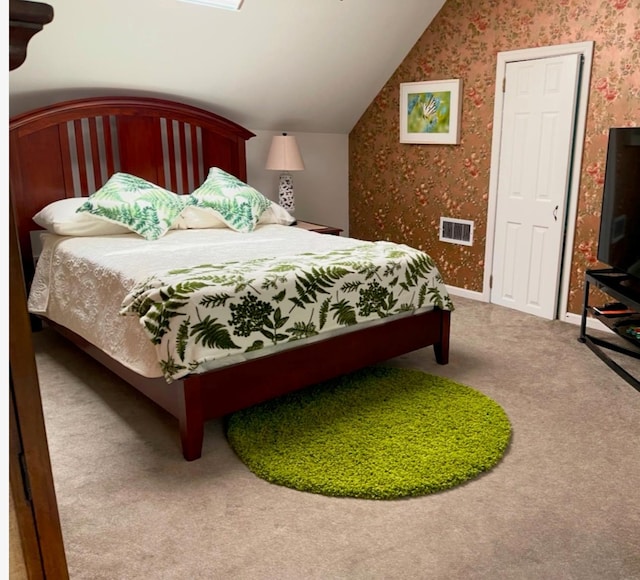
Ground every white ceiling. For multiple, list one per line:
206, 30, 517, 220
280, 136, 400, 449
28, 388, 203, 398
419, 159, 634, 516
9, 0, 445, 133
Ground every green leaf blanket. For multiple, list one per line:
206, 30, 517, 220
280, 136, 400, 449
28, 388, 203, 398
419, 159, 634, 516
120, 241, 454, 382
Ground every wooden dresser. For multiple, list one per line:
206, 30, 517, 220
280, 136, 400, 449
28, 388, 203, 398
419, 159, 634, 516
9, 1, 69, 577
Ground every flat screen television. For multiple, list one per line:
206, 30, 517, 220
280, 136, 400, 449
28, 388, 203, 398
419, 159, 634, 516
597, 127, 640, 283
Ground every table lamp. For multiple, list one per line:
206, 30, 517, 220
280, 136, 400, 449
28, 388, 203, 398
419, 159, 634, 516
265, 133, 305, 214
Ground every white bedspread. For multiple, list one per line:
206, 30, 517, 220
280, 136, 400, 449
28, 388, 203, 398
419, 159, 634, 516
29, 225, 452, 378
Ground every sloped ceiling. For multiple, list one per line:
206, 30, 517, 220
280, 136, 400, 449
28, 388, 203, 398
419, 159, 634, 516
9, 0, 445, 132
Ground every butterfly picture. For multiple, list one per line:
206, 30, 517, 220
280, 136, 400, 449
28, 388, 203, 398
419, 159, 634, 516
400, 79, 462, 144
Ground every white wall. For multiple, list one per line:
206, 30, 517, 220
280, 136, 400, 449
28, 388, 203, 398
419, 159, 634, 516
246, 131, 349, 236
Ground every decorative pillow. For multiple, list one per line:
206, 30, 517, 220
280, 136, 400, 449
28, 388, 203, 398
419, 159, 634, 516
257, 201, 296, 226
76, 173, 185, 240
33, 197, 132, 236
185, 167, 272, 233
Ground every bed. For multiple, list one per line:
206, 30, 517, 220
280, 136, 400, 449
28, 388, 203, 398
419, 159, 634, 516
10, 96, 452, 461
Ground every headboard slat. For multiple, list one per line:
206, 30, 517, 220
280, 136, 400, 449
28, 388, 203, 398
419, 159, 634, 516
58, 122, 76, 198
103, 115, 116, 178
191, 126, 202, 187
178, 122, 190, 194
87, 117, 102, 190
73, 119, 89, 196
165, 118, 177, 191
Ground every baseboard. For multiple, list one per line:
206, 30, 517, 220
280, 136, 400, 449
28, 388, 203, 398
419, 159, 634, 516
446, 286, 613, 334
563, 311, 613, 333
445, 285, 486, 301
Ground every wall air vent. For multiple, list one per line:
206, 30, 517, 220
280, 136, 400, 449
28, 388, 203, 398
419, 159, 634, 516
439, 217, 474, 246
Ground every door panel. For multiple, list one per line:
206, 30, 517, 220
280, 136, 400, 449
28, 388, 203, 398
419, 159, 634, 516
491, 53, 581, 319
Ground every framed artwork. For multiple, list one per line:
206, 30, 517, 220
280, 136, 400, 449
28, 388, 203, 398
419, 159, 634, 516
399, 79, 463, 144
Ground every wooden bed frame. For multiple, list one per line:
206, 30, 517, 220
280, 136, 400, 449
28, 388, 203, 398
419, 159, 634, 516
9, 96, 451, 461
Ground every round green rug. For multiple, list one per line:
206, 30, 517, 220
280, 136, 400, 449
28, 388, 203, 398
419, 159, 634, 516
226, 367, 511, 500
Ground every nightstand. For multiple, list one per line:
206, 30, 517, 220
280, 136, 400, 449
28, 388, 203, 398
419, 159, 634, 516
294, 221, 343, 236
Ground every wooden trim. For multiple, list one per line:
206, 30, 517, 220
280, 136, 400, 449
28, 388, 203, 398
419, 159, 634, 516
9, 387, 42, 580
9, 0, 53, 70
9, 491, 29, 579
9, 2, 69, 576
10, 203, 69, 578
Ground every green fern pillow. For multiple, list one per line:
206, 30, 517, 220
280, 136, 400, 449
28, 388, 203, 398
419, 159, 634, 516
185, 167, 272, 233
76, 173, 185, 240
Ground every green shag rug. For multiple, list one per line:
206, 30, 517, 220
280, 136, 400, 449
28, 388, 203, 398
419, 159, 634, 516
226, 367, 511, 500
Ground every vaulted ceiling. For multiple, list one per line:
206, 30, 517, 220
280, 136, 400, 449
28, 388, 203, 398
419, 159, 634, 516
9, 0, 445, 132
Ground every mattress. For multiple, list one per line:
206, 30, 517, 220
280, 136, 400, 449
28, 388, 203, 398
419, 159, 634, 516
29, 225, 451, 379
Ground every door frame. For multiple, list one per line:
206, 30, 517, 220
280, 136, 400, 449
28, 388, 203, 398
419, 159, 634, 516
482, 41, 594, 321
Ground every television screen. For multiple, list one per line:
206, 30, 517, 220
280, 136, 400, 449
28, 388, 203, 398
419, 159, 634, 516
597, 127, 640, 281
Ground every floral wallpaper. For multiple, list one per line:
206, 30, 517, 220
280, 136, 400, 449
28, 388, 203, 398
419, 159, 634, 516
349, 0, 640, 314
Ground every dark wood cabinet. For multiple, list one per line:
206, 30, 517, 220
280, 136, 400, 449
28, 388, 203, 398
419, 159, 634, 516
9, 1, 69, 577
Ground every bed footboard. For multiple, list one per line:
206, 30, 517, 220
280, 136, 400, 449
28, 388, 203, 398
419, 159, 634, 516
434, 309, 451, 365
41, 295, 449, 461
178, 307, 450, 460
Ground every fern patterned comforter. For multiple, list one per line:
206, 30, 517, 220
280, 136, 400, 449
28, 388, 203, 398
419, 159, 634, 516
120, 241, 453, 382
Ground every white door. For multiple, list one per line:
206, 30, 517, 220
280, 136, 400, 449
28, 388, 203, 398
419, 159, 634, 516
491, 53, 581, 319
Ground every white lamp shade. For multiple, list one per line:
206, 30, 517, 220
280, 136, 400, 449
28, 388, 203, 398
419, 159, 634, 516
265, 134, 305, 171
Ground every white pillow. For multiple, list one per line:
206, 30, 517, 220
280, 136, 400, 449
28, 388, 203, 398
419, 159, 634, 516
179, 200, 295, 229
33, 197, 132, 236
179, 203, 227, 229
34, 196, 189, 236
258, 202, 296, 226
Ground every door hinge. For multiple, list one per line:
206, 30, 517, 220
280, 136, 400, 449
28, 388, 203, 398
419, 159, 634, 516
19, 452, 32, 503
502, 77, 506, 93
489, 274, 493, 289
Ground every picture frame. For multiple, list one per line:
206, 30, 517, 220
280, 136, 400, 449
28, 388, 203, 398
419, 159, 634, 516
399, 79, 463, 145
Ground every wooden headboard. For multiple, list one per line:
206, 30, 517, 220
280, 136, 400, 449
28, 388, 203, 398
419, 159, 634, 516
9, 96, 255, 282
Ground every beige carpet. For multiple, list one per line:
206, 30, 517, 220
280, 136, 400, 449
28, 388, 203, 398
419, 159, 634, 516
33, 297, 640, 580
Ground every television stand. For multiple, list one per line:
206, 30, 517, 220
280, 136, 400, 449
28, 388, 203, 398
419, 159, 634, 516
579, 268, 640, 391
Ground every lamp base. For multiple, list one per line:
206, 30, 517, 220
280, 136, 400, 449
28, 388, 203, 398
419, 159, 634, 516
278, 172, 295, 214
